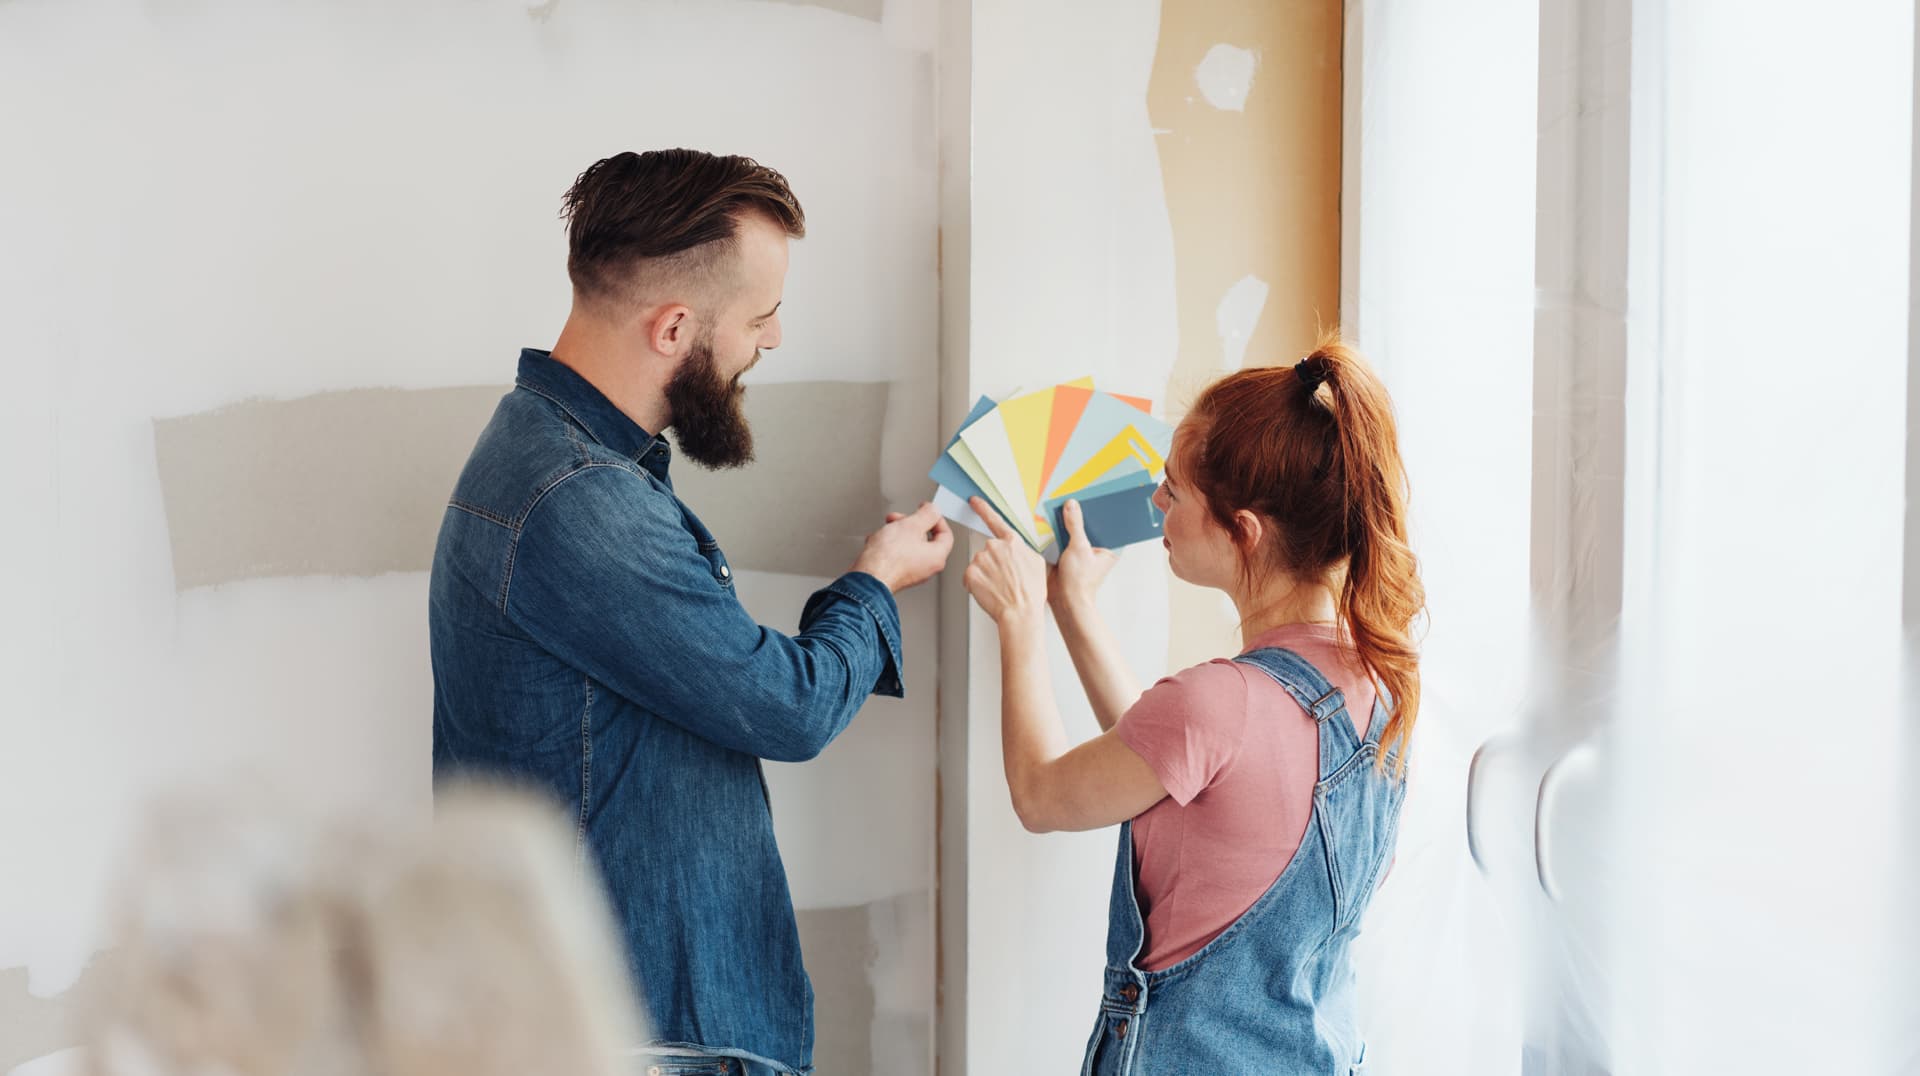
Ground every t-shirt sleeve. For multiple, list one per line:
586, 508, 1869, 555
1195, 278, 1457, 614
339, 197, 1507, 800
1113, 660, 1252, 806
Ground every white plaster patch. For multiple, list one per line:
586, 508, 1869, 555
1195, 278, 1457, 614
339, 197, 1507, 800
1216, 274, 1271, 369
1194, 44, 1259, 112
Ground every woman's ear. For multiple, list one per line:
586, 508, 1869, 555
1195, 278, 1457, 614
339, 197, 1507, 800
1232, 508, 1266, 553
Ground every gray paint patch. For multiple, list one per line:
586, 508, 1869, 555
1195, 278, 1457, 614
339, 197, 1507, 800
152, 381, 890, 589
0, 953, 114, 1071
795, 890, 932, 1076
796, 904, 879, 1075
764, 0, 884, 22
672, 381, 891, 579
153, 386, 507, 590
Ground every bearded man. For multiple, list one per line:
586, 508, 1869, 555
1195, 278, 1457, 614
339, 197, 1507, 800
429, 149, 952, 1076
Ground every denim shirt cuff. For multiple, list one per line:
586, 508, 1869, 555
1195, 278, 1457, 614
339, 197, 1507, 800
813, 572, 905, 698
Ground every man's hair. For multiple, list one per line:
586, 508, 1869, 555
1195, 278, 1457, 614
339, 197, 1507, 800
561, 149, 805, 310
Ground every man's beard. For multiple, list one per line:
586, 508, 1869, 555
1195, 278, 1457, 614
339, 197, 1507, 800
664, 335, 755, 470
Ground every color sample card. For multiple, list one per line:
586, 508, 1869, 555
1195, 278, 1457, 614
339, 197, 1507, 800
929, 381, 1173, 556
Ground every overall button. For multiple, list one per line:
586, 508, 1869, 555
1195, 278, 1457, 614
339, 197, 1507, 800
1119, 984, 1139, 1002
1116, 1019, 1129, 1039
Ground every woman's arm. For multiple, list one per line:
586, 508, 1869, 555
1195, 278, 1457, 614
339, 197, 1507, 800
967, 497, 1169, 833
1046, 498, 1141, 731
998, 613, 1167, 832
1050, 594, 1143, 733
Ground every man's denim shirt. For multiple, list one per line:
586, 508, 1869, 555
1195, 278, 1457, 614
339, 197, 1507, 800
430, 350, 904, 1075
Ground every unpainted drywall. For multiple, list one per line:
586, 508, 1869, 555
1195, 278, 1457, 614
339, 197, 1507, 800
1147, 0, 1344, 675
152, 381, 891, 589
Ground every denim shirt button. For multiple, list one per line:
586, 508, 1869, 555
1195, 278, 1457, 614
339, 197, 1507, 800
720, 564, 731, 579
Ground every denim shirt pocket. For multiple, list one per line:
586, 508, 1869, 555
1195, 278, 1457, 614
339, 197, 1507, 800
676, 502, 734, 590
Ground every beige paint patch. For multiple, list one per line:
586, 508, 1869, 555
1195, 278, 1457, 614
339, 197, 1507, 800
795, 891, 931, 1075
154, 386, 507, 590
0, 953, 114, 1071
1148, 1, 1344, 674
764, 0, 884, 22
796, 903, 879, 1074
152, 382, 891, 589
671, 381, 892, 579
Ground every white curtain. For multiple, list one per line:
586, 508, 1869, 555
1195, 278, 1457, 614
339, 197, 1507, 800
1348, 0, 1916, 1072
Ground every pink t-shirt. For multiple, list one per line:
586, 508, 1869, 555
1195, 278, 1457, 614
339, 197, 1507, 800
1113, 623, 1377, 971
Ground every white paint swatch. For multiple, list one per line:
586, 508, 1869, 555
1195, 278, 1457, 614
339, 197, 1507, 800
1195, 44, 1259, 112
933, 486, 994, 537
1216, 274, 1271, 369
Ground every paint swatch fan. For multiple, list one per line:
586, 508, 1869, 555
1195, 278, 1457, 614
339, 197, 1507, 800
929, 380, 1174, 560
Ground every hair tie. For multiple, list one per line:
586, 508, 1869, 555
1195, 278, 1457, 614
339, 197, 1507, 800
1296, 355, 1331, 394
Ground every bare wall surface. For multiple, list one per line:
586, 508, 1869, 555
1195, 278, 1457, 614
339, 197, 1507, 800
0, 0, 940, 1071
964, 0, 1179, 1070
956, 1, 1344, 1069
1148, 0, 1344, 676
152, 381, 890, 588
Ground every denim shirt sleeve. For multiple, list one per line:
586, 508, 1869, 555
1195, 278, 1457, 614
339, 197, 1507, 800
503, 463, 904, 762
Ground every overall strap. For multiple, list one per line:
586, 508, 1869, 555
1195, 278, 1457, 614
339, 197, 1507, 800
1233, 646, 1365, 770
1231, 647, 1347, 726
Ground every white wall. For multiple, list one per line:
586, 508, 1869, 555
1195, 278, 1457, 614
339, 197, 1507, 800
1338, 3, 1538, 1072
959, 1, 1178, 1070
0, 1, 940, 1072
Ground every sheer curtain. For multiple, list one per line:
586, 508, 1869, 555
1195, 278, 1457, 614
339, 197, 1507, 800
1611, 1, 1913, 1071
1348, 0, 1915, 1072
1344, 1, 1538, 1073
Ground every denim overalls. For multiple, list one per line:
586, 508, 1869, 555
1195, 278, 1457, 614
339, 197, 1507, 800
1083, 647, 1405, 1075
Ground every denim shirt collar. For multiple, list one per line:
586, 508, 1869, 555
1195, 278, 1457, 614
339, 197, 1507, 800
515, 348, 673, 483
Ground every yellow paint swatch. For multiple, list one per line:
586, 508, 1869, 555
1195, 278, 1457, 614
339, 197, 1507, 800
1049, 426, 1166, 499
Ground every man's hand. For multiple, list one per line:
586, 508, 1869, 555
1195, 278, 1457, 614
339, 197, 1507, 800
853, 502, 955, 592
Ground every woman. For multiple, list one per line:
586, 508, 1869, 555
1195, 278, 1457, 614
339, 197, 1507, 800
963, 339, 1424, 1075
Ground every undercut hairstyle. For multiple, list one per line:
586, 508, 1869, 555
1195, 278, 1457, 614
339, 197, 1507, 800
560, 148, 805, 312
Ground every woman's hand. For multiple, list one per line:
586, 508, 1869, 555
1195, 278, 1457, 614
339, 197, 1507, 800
963, 497, 1049, 625
1048, 498, 1121, 612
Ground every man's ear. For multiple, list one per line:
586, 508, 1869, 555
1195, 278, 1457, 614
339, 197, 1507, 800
647, 304, 696, 358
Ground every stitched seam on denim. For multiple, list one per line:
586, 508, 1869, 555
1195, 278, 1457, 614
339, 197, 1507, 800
1139, 810, 1325, 983
577, 679, 593, 858
564, 420, 595, 469
497, 535, 519, 615
641, 1044, 793, 1074
501, 462, 647, 614
519, 378, 615, 450
1232, 648, 1333, 716
447, 499, 516, 530
1322, 742, 1380, 795
826, 583, 903, 681
1317, 800, 1347, 925
1321, 703, 1364, 757
1345, 782, 1407, 925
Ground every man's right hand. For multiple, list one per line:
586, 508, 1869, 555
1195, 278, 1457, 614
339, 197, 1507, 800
853, 502, 955, 592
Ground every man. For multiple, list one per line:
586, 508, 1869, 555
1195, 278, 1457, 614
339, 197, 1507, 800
430, 149, 952, 1076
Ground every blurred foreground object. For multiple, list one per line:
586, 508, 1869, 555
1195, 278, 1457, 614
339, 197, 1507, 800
80, 783, 643, 1076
